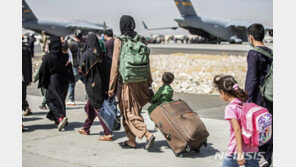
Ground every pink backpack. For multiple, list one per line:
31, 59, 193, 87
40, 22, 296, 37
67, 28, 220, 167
235, 102, 272, 147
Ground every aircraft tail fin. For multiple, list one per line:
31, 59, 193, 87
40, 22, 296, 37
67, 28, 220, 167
22, 0, 37, 21
174, 0, 198, 17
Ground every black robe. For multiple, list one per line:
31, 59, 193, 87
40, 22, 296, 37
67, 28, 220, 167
79, 34, 111, 110
38, 37, 72, 123
28, 35, 36, 57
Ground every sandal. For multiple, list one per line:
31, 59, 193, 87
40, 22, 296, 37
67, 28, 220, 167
39, 105, 47, 109
119, 141, 136, 149
78, 128, 89, 135
98, 135, 113, 141
145, 135, 155, 150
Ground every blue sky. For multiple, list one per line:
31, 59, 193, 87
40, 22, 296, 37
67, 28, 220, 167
26, 0, 273, 35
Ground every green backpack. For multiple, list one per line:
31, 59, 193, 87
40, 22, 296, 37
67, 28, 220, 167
252, 47, 273, 102
117, 35, 150, 83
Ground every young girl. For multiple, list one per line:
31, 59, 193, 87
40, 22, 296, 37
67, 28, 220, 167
148, 72, 175, 116
213, 75, 259, 167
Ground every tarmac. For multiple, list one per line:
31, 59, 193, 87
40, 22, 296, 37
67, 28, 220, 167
23, 95, 230, 167
24, 43, 274, 166
34, 43, 273, 56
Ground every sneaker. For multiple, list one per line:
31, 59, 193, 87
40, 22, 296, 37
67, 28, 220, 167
66, 101, 76, 106
259, 157, 269, 167
23, 108, 32, 116
57, 117, 68, 131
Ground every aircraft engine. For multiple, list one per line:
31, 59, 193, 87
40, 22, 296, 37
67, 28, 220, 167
268, 30, 273, 37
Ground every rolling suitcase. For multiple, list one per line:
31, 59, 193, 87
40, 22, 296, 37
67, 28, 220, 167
150, 100, 209, 157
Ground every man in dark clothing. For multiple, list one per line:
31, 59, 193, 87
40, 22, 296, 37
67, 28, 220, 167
66, 29, 86, 105
22, 40, 32, 116
28, 34, 36, 57
245, 23, 273, 167
103, 29, 115, 59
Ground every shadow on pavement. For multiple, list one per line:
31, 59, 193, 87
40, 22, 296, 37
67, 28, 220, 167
31, 111, 48, 116
66, 106, 84, 110
182, 143, 219, 158
63, 122, 84, 131
22, 117, 43, 122
23, 123, 57, 132
112, 131, 128, 141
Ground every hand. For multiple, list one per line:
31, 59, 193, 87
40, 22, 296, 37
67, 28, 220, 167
237, 153, 246, 166
65, 61, 70, 66
78, 68, 83, 75
108, 91, 114, 98
27, 82, 32, 86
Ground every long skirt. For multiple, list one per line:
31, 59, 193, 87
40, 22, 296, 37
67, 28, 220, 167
46, 73, 69, 124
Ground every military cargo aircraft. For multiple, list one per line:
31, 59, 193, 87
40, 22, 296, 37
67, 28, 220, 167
143, 0, 273, 43
22, 0, 110, 37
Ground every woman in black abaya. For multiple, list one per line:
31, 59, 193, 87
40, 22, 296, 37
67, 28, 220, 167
77, 34, 113, 141
38, 36, 72, 131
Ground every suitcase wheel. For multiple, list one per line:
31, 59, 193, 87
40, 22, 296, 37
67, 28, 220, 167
185, 146, 191, 152
176, 153, 183, 158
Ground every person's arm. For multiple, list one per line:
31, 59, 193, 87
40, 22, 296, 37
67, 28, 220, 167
67, 48, 72, 63
28, 48, 33, 84
108, 38, 121, 97
245, 51, 259, 102
230, 119, 246, 166
78, 53, 86, 74
150, 87, 163, 103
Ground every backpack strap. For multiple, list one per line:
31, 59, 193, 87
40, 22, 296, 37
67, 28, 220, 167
117, 35, 128, 43
251, 47, 273, 59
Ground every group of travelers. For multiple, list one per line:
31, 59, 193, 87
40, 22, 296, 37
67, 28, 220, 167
22, 14, 273, 167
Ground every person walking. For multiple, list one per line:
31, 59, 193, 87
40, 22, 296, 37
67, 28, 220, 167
38, 36, 73, 131
66, 29, 86, 106
77, 34, 113, 141
41, 31, 48, 54
28, 34, 36, 57
22, 38, 33, 116
245, 24, 273, 167
214, 75, 260, 167
108, 15, 155, 150
103, 29, 115, 59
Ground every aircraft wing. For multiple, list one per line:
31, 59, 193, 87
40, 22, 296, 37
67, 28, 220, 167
225, 21, 251, 30
142, 21, 178, 30
66, 22, 105, 31
225, 21, 273, 31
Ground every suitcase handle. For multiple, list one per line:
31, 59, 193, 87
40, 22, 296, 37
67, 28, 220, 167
158, 122, 171, 141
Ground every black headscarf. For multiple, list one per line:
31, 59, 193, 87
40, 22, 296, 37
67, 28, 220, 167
120, 15, 137, 38
38, 36, 69, 88
83, 34, 103, 57
49, 36, 62, 55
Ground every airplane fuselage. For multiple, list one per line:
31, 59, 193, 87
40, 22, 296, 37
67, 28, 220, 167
22, 20, 75, 37
175, 16, 248, 43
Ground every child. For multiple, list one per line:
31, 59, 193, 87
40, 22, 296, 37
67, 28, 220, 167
213, 75, 259, 167
246, 23, 273, 167
148, 72, 174, 116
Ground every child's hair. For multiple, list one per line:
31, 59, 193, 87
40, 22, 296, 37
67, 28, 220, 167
162, 72, 174, 85
213, 75, 249, 102
247, 23, 265, 42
